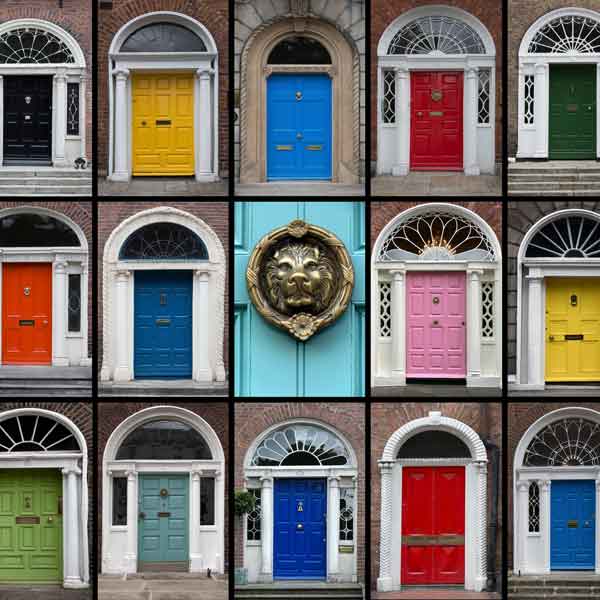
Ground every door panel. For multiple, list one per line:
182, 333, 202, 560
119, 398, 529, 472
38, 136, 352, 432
132, 73, 194, 176
267, 74, 332, 180
274, 479, 326, 579
551, 480, 595, 570
546, 278, 600, 382
0, 469, 62, 583
3, 76, 52, 165
406, 272, 466, 378
2, 263, 52, 365
549, 65, 596, 159
410, 72, 463, 170
134, 271, 193, 379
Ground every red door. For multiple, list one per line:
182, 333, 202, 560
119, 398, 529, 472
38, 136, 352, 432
410, 71, 463, 170
402, 466, 465, 585
2, 263, 52, 364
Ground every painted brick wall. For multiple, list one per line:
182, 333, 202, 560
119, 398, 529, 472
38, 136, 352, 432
97, 0, 229, 178
370, 402, 503, 589
96, 402, 229, 572
370, 0, 503, 166
234, 402, 366, 582
0, 1, 93, 162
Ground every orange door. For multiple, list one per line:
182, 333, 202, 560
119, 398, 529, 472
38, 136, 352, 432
2, 263, 52, 364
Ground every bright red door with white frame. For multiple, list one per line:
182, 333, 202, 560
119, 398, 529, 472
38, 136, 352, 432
401, 466, 465, 584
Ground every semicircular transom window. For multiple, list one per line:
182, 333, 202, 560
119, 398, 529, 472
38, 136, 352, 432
397, 430, 471, 459
0, 27, 75, 64
528, 15, 600, 54
523, 418, 600, 466
252, 424, 351, 467
0, 414, 80, 452
267, 36, 332, 64
524, 215, 600, 258
0, 213, 80, 247
377, 211, 497, 262
388, 16, 486, 55
116, 420, 213, 460
121, 23, 207, 53
119, 222, 208, 260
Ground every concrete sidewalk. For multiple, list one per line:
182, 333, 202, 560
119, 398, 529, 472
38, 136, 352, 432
99, 575, 227, 600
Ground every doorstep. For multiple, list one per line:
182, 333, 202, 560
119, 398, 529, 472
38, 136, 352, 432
373, 591, 500, 600
0, 365, 92, 398
509, 384, 600, 397
99, 177, 227, 196
0, 585, 91, 600
373, 385, 502, 398
372, 172, 501, 196
235, 181, 365, 196
99, 379, 228, 397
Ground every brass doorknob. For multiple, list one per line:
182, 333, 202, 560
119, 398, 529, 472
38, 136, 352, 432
296, 133, 303, 139
549, 335, 555, 341
417, 111, 423, 117
432, 320, 439, 326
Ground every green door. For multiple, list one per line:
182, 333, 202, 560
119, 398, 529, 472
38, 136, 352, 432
0, 469, 62, 583
138, 475, 189, 570
549, 64, 596, 159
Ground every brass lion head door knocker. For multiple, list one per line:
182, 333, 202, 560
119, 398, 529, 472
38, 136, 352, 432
246, 219, 354, 341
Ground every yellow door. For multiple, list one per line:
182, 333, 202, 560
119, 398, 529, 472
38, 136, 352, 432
546, 278, 600, 381
132, 73, 194, 176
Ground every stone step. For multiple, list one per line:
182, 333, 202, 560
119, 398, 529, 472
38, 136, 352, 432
99, 385, 227, 397
508, 180, 600, 189
0, 185, 91, 194
234, 585, 363, 599
0, 169, 92, 178
0, 177, 92, 185
509, 585, 600, 593
509, 173, 600, 182
509, 165, 600, 174
508, 189, 600, 196
508, 595, 600, 600
235, 595, 363, 600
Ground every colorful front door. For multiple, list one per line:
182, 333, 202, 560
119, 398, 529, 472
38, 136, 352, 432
406, 272, 466, 379
546, 278, 600, 382
138, 475, 189, 569
2, 263, 52, 365
274, 479, 327, 580
0, 469, 62, 583
134, 270, 193, 379
551, 480, 595, 570
132, 73, 195, 176
549, 65, 596, 160
266, 74, 332, 180
410, 71, 463, 170
401, 466, 465, 584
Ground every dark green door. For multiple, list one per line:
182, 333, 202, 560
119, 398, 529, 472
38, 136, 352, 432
549, 64, 596, 159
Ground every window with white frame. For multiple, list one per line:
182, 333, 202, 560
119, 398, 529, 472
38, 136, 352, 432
382, 70, 396, 124
247, 488, 261, 541
379, 281, 391, 338
339, 487, 354, 542
481, 281, 494, 338
524, 75, 534, 125
528, 481, 540, 533
478, 69, 490, 124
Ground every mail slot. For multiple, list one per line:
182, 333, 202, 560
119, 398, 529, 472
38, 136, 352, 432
402, 534, 463, 546
158, 512, 171, 518
156, 318, 171, 326
567, 104, 578, 112
19, 320, 34, 327
156, 119, 171, 126
568, 520, 578, 528
565, 334, 584, 340
16, 516, 40, 525
306, 145, 323, 151
429, 111, 444, 117
276, 145, 293, 151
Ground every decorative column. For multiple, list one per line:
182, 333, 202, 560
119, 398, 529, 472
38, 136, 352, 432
215, 471, 224, 573
467, 269, 483, 383
392, 67, 410, 176
475, 462, 488, 591
194, 270, 212, 382
111, 69, 130, 181
80, 264, 91, 366
0, 76, 4, 167
596, 479, 600, 574
113, 270, 131, 382
327, 477, 340, 580
53, 261, 69, 366
464, 67, 480, 175
260, 477, 273, 581
124, 470, 137, 573
517, 481, 529, 574
540, 480, 551, 573
377, 461, 394, 592
190, 470, 202, 571
533, 64, 548, 158
196, 69, 214, 181
54, 69, 68, 166
526, 273, 544, 388
63, 467, 83, 587
390, 270, 406, 384
597, 64, 600, 159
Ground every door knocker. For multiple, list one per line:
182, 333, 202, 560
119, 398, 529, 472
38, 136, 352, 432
571, 294, 578, 307
295, 91, 302, 101
160, 293, 167, 306
24, 96, 31, 105
160, 488, 169, 497
23, 287, 31, 296
431, 89, 443, 102
297, 501, 304, 512
432, 296, 440, 304
24, 496, 32, 510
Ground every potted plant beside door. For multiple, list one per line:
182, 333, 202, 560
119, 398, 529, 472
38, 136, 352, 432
234, 490, 256, 585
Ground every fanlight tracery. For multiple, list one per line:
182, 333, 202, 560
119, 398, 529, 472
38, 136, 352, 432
388, 16, 486, 55
524, 215, 600, 258
0, 27, 75, 64
0, 415, 79, 453
121, 23, 207, 53
0, 213, 80, 247
528, 15, 600, 54
377, 211, 497, 262
523, 418, 600, 466
251, 424, 351, 467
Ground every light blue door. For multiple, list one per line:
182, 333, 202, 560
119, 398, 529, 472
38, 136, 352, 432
267, 74, 332, 180
551, 480, 595, 570
234, 202, 365, 397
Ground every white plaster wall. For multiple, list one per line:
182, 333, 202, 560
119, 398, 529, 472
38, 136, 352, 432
245, 545, 261, 582
105, 529, 127, 572
198, 529, 220, 571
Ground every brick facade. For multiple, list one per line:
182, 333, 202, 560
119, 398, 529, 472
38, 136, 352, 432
97, 0, 229, 178
370, 402, 503, 590
370, 0, 503, 166
96, 402, 229, 572
97, 201, 229, 375
234, 402, 365, 582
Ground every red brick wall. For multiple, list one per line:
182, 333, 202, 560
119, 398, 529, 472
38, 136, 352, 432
370, 0, 503, 164
234, 403, 365, 582
0, 1, 93, 161
97, 0, 229, 177
370, 403, 503, 588
97, 201, 229, 374
96, 402, 229, 572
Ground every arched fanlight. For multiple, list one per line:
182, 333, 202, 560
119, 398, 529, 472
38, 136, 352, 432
397, 430, 471, 459
528, 15, 600, 54
267, 36, 332, 64
0, 213, 80, 247
121, 23, 207, 53
0, 414, 79, 452
0, 27, 75, 63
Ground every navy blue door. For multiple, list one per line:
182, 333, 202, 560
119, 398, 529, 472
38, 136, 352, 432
134, 270, 192, 378
551, 480, 595, 570
274, 479, 326, 579
267, 74, 332, 180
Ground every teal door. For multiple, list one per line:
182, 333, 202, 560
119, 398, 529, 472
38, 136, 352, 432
234, 201, 365, 397
138, 475, 189, 568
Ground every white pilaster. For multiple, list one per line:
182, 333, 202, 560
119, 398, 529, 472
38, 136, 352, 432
54, 70, 68, 167
533, 64, 548, 159
196, 69, 215, 181
190, 471, 202, 571
475, 462, 487, 591
392, 67, 410, 176
53, 261, 69, 366
464, 67, 480, 175
124, 469, 137, 573
327, 477, 340, 580
260, 477, 273, 581
467, 269, 483, 384
80, 264, 91, 366
194, 270, 212, 382
526, 274, 544, 389
0, 76, 4, 167
517, 481, 529, 574
111, 69, 130, 182
215, 471, 224, 573
596, 479, 600, 574
114, 270, 131, 382
390, 270, 406, 385
540, 480, 551, 574
63, 468, 84, 587
377, 461, 394, 592
597, 64, 600, 159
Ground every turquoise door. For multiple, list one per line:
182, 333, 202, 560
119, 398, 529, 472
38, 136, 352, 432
234, 201, 365, 397
138, 475, 189, 567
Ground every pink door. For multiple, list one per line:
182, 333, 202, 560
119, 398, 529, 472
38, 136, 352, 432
406, 272, 466, 378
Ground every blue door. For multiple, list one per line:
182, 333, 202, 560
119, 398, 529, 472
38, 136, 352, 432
267, 74, 332, 180
551, 480, 595, 570
274, 479, 327, 579
234, 202, 365, 397
134, 270, 192, 378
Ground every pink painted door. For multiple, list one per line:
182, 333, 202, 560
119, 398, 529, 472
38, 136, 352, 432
406, 272, 466, 378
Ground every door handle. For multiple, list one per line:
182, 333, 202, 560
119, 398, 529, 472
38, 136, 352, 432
139, 512, 146, 519
47, 516, 53, 523
432, 320, 439, 326
417, 111, 423, 117
296, 523, 304, 530
549, 335, 555, 341
296, 133, 303, 139
141, 121, 147, 126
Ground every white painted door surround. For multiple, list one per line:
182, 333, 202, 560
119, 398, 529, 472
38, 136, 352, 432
377, 410, 488, 592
